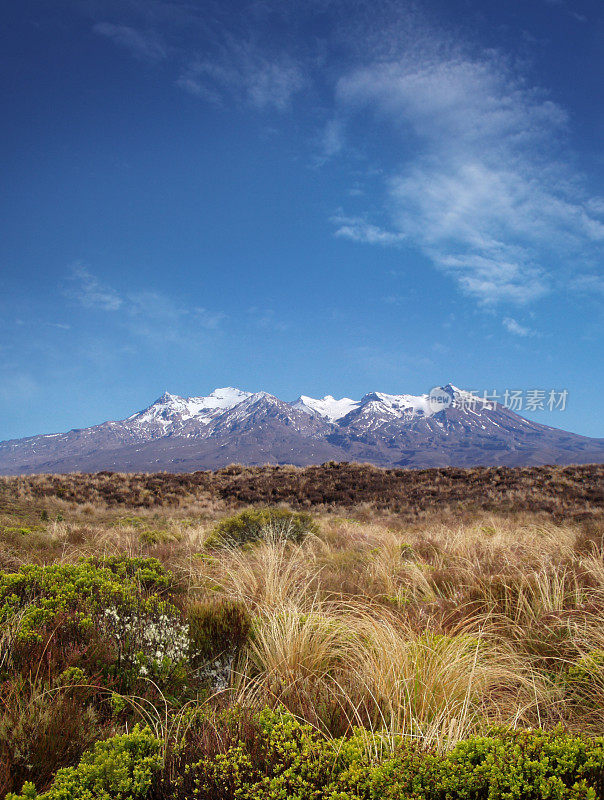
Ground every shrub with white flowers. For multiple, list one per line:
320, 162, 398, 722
0, 556, 190, 684
101, 605, 190, 679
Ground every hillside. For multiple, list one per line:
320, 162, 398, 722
2, 462, 603, 522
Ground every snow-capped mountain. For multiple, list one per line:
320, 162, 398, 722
127, 388, 252, 433
0, 384, 603, 474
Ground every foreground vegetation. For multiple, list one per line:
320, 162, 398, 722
1, 467, 603, 798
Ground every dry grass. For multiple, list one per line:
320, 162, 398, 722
0, 473, 603, 762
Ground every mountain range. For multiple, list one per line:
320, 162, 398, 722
0, 384, 603, 474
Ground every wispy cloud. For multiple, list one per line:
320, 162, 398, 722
46, 322, 71, 331
93, 22, 168, 62
332, 214, 406, 245
542, 0, 588, 23
503, 316, 534, 337
177, 42, 306, 110
87, 2, 603, 311
68, 263, 123, 311
0, 373, 38, 403
571, 273, 604, 295
89, 3, 307, 109
352, 344, 434, 374
247, 307, 288, 331
66, 265, 225, 344
334, 50, 604, 305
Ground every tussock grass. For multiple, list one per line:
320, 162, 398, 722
0, 476, 603, 795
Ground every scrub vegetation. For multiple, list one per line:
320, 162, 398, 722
0, 464, 603, 799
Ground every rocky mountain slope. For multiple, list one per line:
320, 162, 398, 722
0, 385, 603, 474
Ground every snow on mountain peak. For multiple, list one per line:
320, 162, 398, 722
172, 389, 248, 423
358, 391, 432, 418
129, 384, 496, 433
130, 387, 252, 427
206, 387, 251, 403
293, 394, 360, 422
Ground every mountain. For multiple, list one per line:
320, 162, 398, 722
0, 384, 603, 474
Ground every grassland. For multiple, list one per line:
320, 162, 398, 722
0, 464, 603, 799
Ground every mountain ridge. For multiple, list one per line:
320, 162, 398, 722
1, 384, 603, 474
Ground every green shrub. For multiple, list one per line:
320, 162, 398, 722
138, 529, 177, 546
437, 727, 604, 800
173, 708, 342, 800
169, 710, 604, 800
0, 557, 188, 684
208, 508, 318, 547
330, 727, 604, 800
6, 725, 162, 800
564, 650, 604, 709
186, 599, 251, 690
0, 526, 56, 554
5, 707, 604, 800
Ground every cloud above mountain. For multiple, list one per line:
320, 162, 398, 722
334, 51, 604, 305
85, 1, 604, 321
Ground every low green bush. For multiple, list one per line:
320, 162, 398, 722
563, 650, 604, 710
207, 508, 318, 547
171, 708, 342, 800
0, 526, 56, 554
6, 725, 162, 800
5, 709, 604, 800
138, 529, 178, 546
337, 727, 604, 800
437, 728, 604, 800
0, 557, 188, 684
171, 710, 604, 800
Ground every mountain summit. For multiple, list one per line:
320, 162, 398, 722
1, 385, 603, 474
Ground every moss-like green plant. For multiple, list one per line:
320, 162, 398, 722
207, 508, 318, 547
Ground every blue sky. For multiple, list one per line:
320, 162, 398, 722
1, 0, 603, 440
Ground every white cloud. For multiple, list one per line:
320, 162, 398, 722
93, 22, 167, 62
68, 263, 123, 311
334, 52, 604, 305
177, 43, 306, 110
66, 266, 225, 343
571, 274, 604, 295
502, 317, 533, 337
193, 307, 227, 329
333, 215, 406, 245
46, 322, 71, 330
